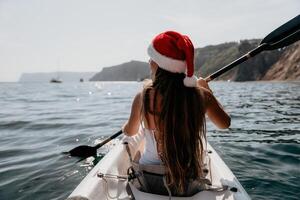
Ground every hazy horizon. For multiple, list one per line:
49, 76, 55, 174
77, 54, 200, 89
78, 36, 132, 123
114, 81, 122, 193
1, 0, 299, 82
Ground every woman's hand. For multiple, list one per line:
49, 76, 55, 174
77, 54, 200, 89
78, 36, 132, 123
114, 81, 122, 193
197, 77, 212, 91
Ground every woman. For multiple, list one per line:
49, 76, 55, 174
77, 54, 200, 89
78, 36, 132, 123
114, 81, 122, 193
122, 31, 230, 195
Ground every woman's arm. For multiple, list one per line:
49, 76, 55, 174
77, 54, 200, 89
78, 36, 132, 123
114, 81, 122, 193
197, 78, 231, 129
122, 92, 142, 136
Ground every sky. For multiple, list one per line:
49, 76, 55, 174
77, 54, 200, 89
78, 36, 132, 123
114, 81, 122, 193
0, 0, 299, 82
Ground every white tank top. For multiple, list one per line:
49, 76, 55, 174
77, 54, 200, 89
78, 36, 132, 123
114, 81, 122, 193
139, 128, 162, 165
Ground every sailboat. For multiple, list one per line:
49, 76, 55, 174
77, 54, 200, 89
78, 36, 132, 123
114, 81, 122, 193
50, 77, 62, 83
50, 58, 63, 83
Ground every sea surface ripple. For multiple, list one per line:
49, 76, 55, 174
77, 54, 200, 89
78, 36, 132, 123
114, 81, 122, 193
0, 81, 299, 200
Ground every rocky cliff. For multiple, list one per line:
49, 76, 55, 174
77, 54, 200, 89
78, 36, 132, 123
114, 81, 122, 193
262, 41, 300, 81
195, 39, 285, 81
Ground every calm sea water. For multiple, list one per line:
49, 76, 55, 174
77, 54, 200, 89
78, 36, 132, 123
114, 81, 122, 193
0, 81, 299, 200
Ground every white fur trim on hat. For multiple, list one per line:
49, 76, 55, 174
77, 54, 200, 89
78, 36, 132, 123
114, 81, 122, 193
183, 75, 198, 87
147, 44, 186, 73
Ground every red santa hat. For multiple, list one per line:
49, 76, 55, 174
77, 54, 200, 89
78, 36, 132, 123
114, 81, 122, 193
147, 31, 198, 87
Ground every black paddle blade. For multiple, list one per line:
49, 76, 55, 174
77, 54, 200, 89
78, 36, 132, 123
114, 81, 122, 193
266, 29, 300, 50
261, 15, 300, 50
65, 130, 123, 160
67, 145, 97, 158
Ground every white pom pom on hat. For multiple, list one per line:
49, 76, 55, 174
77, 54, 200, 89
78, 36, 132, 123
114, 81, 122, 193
147, 31, 198, 87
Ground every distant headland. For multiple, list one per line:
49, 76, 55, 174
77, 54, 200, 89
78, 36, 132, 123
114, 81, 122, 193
19, 72, 96, 82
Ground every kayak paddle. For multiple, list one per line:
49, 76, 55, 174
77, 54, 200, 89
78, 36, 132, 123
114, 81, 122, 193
67, 130, 122, 158
205, 15, 300, 82
66, 15, 299, 159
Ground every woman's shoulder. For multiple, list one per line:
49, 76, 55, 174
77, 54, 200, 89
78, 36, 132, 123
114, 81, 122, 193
134, 91, 143, 102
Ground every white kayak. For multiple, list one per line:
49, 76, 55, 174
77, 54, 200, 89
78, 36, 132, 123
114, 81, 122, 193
67, 133, 251, 200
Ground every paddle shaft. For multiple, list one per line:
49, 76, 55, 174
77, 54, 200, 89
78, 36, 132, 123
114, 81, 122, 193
94, 130, 122, 149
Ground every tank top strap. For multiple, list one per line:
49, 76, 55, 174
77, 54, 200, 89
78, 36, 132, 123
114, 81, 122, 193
140, 120, 145, 129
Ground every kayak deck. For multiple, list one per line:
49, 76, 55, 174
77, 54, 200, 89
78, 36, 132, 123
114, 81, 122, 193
67, 135, 251, 200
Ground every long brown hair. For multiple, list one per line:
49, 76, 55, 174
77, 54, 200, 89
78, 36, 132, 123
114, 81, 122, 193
142, 67, 206, 194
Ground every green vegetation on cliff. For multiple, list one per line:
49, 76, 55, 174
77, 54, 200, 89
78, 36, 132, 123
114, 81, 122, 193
195, 39, 284, 81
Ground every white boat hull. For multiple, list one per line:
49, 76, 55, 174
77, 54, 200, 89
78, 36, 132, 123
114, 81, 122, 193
67, 134, 251, 200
